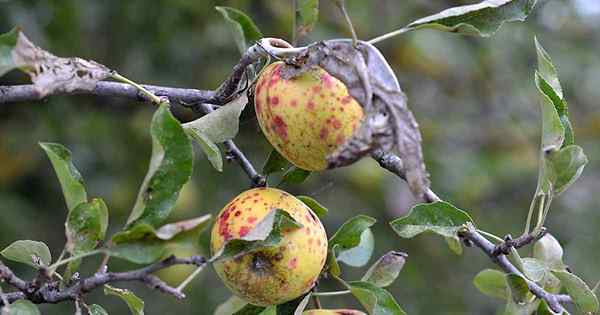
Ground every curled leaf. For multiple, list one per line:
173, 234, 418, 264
361, 251, 407, 288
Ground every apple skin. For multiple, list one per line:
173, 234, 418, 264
211, 187, 328, 306
303, 309, 367, 315
254, 61, 364, 171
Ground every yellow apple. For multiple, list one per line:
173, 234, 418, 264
211, 187, 328, 306
254, 61, 364, 171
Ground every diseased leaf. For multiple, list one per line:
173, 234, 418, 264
210, 209, 302, 262
126, 103, 193, 228
552, 270, 599, 313
66, 198, 109, 256
182, 94, 248, 144
104, 285, 144, 315
296, 0, 319, 38
215, 7, 262, 55
87, 304, 109, 315
506, 273, 529, 304
5, 300, 40, 315
0, 27, 19, 77
329, 215, 376, 251
297, 195, 328, 218
1, 240, 51, 268
533, 234, 565, 270
280, 167, 311, 185
349, 281, 407, 315
361, 251, 407, 288
390, 201, 473, 239
110, 215, 211, 264
262, 149, 289, 175
39, 142, 87, 212
186, 129, 223, 172
214, 296, 248, 315
0, 29, 109, 97
337, 228, 375, 267
473, 269, 508, 300
405, 0, 536, 37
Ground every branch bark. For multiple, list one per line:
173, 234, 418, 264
0, 255, 205, 307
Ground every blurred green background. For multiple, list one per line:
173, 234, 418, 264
1, 0, 599, 314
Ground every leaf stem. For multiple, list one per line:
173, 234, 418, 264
334, 0, 358, 46
175, 262, 207, 293
47, 249, 104, 271
368, 27, 411, 45
111, 72, 164, 104
476, 229, 504, 243
312, 290, 351, 297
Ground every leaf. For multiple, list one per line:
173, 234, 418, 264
210, 209, 302, 262
5, 300, 40, 315
214, 296, 248, 315
65, 198, 109, 256
405, 0, 537, 37
262, 149, 289, 175
327, 245, 342, 277
506, 273, 530, 304
337, 228, 375, 267
546, 145, 587, 195
104, 285, 144, 315
233, 304, 266, 315
182, 94, 248, 144
552, 270, 599, 313
349, 281, 407, 315
39, 142, 87, 212
473, 269, 508, 300
445, 236, 463, 255
280, 167, 311, 185
535, 37, 573, 146
329, 215, 376, 251
186, 129, 223, 172
503, 300, 539, 315
0, 27, 19, 77
126, 103, 194, 228
390, 201, 473, 239
0, 29, 109, 97
215, 6, 263, 55
292, 293, 312, 315
535, 300, 561, 315
296, 0, 319, 38
297, 196, 328, 218
110, 215, 211, 264
521, 258, 546, 283
87, 305, 109, 315
361, 251, 407, 288
1, 240, 51, 268
259, 306, 276, 315
533, 234, 564, 270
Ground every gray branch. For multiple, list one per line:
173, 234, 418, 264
0, 255, 205, 307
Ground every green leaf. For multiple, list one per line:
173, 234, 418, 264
536, 300, 562, 315
211, 209, 302, 262
87, 304, 109, 315
327, 244, 342, 277
503, 300, 539, 315
296, 0, 319, 38
232, 304, 266, 315
259, 306, 276, 315
533, 234, 564, 270
0, 27, 19, 77
5, 300, 41, 315
506, 273, 529, 304
182, 94, 248, 144
214, 295, 248, 315
349, 281, 407, 315
39, 142, 87, 212
297, 196, 328, 219
445, 236, 463, 255
186, 129, 223, 172
1, 240, 51, 268
552, 270, 599, 313
546, 145, 587, 195
126, 104, 194, 228
215, 6, 263, 55
337, 228, 375, 267
405, 0, 537, 37
521, 258, 546, 282
66, 198, 109, 256
390, 201, 473, 239
473, 269, 508, 300
110, 215, 211, 264
361, 251, 407, 288
262, 149, 289, 175
280, 167, 311, 185
535, 37, 573, 146
329, 215, 376, 251
104, 285, 144, 315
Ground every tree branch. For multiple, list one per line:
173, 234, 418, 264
0, 255, 206, 307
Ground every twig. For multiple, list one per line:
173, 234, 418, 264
0, 255, 205, 306
491, 228, 547, 256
